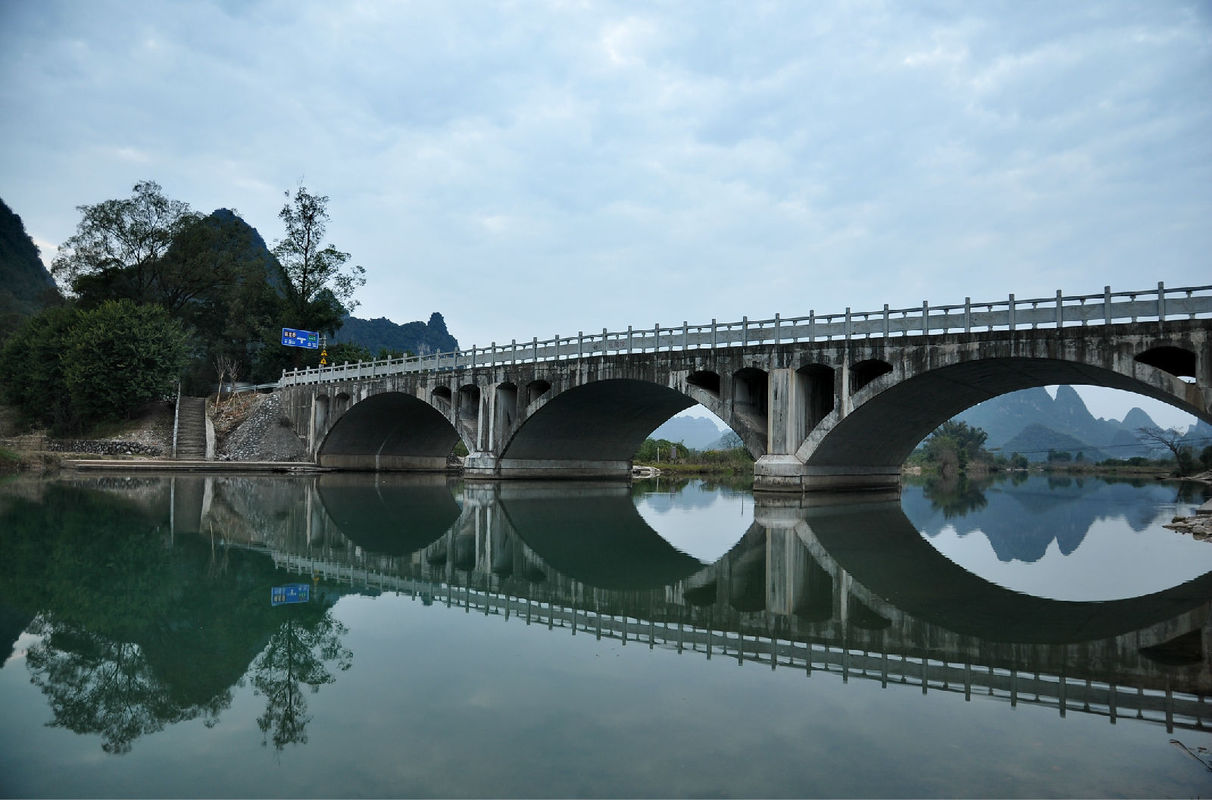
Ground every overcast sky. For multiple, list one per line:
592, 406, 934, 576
1, 1, 1208, 428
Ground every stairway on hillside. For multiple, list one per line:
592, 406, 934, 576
174, 396, 208, 460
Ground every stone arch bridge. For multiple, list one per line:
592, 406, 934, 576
277, 285, 1212, 492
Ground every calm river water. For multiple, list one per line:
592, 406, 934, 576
1, 472, 1211, 798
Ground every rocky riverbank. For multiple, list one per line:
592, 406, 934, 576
212, 392, 308, 462
1164, 496, 1212, 542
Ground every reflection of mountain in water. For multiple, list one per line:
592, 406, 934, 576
903, 475, 1201, 563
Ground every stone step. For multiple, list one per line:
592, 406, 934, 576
175, 396, 208, 459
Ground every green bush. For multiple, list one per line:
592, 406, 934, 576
63, 300, 188, 426
0, 305, 79, 430
0, 300, 187, 432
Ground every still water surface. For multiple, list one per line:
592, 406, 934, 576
1, 472, 1210, 797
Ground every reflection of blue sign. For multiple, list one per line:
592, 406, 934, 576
271, 583, 310, 606
281, 328, 320, 349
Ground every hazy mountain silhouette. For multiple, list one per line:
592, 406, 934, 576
955, 386, 1160, 461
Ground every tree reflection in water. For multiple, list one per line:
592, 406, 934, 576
921, 473, 990, 517
251, 609, 352, 750
25, 616, 230, 754
2, 481, 354, 755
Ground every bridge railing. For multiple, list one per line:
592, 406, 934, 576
279, 282, 1212, 386
270, 551, 1209, 734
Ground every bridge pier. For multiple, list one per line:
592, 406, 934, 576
754, 456, 901, 494
463, 453, 632, 481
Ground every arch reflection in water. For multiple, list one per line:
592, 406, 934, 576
904, 474, 1212, 600
254, 474, 1212, 734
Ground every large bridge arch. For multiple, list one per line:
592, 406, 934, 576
473, 378, 698, 478
752, 325, 1212, 491
317, 391, 463, 470
801, 356, 1209, 471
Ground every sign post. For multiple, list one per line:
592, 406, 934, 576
271, 583, 310, 606
281, 328, 320, 350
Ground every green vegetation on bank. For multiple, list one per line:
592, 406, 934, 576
909, 419, 1212, 479
0, 182, 366, 434
633, 436, 754, 474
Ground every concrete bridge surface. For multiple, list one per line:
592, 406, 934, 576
276, 284, 1212, 491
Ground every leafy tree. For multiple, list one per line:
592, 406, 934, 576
921, 420, 990, 474
62, 300, 188, 426
273, 186, 365, 328
0, 305, 79, 429
634, 438, 688, 462
51, 181, 199, 305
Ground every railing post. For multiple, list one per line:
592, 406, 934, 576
1056, 289, 1063, 328
844, 307, 852, 339
577, 331, 583, 359
921, 301, 929, 334
773, 313, 781, 345
511, 339, 517, 364
532, 336, 539, 362
741, 316, 748, 347
627, 325, 633, 354
1103, 286, 1111, 325
471, 346, 477, 369
1157, 281, 1165, 329
808, 310, 815, 341
682, 321, 688, 350
653, 323, 660, 352
1008, 294, 1016, 331
964, 297, 971, 332
882, 304, 889, 338
602, 328, 608, 354
490, 342, 496, 367
711, 319, 717, 349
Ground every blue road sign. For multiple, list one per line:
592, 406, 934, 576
281, 327, 320, 349
271, 583, 311, 606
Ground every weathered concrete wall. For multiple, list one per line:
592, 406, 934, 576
277, 319, 1212, 490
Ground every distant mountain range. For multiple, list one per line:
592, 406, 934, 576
955, 385, 1210, 462
647, 383, 1210, 460
332, 312, 458, 356
648, 415, 727, 450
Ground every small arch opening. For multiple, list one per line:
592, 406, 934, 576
851, 359, 892, 393
1135, 346, 1197, 381
525, 379, 552, 406
431, 385, 452, 412
687, 370, 722, 397
798, 363, 835, 430
458, 385, 480, 420
733, 368, 768, 417
314, 394, 331, 432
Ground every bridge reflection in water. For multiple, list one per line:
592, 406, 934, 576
165, 473, 1212, 736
